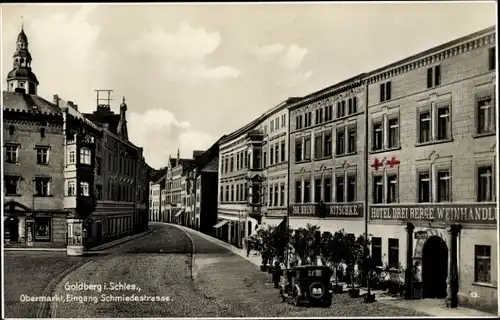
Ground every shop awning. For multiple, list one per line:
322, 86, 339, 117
213, 220, 228, 228
175, 209, 185, 217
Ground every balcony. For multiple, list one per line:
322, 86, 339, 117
248, 206, 263, 224
247, 129, 264, 143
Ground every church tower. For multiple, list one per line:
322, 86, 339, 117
6, 19, 39, 95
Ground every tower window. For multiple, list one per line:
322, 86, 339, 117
9, 125, 15, 135
40, 127, 46, 138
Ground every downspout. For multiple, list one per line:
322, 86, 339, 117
363, 79, 371, 296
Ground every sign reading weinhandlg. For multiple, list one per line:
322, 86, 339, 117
290, 203, 364, 218
370, 203, 497, 224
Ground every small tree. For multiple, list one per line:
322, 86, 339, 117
343, 233, 366, 289
256, 226, 275, 266
323, 229, 346, 286
290, 224, 320, 264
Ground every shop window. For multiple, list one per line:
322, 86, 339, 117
34, 217, 51, 241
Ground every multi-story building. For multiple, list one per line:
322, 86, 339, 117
3, 26, 67, 247
216, 99, 299, 247
364, 26, 497, 312
288, 75, 366, 233
148, 168, 167, 222
192, 138, 224, 235
166, 151, 195, 224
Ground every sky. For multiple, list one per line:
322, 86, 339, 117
1, 2, 496, 169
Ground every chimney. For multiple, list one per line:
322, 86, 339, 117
176, 149, 180, 166
53, 94, 59, 105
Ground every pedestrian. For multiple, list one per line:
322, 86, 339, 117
273, 260, 281, 288
246, 239, 251, 257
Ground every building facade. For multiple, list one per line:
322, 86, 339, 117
288, 75, 367, 233
364, 27, 497, 312
148, 168, 167, 222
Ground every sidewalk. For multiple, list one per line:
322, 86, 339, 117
86, 228, 154, 252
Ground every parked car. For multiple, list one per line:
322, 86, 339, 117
279, 265, 332, 307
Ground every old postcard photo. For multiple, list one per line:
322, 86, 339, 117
1, 1, 498, 318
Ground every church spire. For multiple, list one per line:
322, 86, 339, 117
117, 96, 129, 140
6, 18, 39, 95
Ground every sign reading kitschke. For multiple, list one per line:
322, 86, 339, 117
370, 203, 497, 224
290, 203, 364, 218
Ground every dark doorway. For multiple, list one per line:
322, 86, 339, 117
96, 221, 103, 245
5, 217, 19, 242
422, 236, 448, 298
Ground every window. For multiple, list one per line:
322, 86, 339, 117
488, 47, 495, 71
225, 185, 229, 201
295, 181, 302, 203
80, 148, 91, 165
240, 152, 244, 169
96, 185, 102, 200
5, 145, 19, 163
314, 178, 322, 203
306, 111, 312, 127
379, 81, 391, 102
373, 175, 383, 204
337, 101, 346, 118
372, 121, 383, 151
437, 106, 450, 140
230, 185, 234, 202
347, 174, 356, 202
244, 151, 248, 168
304, 180, 310, 203
477, 95, 494, 134
336, 128, 345, 155
388, 117, 399, 149
9, 125, 15, 135
263, 151, 267, 168
253, 149, 261, 170
236, 184, 240, 201
304, 112, 310, 128
230, 157, 234, 172
387, 174, 398, 203
276, 117, 280, 129
418, 171, 431, 203
35, 178, 50, 196
325, 105, 333, 121
347, 125, 357, 153
269, 186, 273, 206
280, 140, 285, 162
295, 138, 302, 162
315, 109, 320, 125
68, 181, 76, 196
324, 178, 331, 203
348, 97, 357, 114
336, 176, 344, 202
236, 154, 240, 170
427, 65, 441, 88
270, 146, 274, 165
270, 119, 274, 132
304, 137, 311, 160
437, 169, 451, 202
4, 176, 20, 195
296, 115, 303, 130
388, 238, 399, 269
418, 111, 431, 143
274, 185, 278, 206
96, 158, 101, 175
371, 237, 382, 267
275, 143, 279, 163
324, 131, 332, 157
478, 165, 493, 202
280, 184, 285, 206
36, 147, 49, 165
314, 134, 323, 159
474, 245, 491, 283
34, 217, 50, 241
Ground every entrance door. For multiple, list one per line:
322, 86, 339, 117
422, 236, 448, 298
5, 217, 19, 242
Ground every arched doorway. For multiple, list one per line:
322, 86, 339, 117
422, 236, 448, 298
5, 217, 19, 242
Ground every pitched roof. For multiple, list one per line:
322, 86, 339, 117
3, 91, 62, 115
201, 157, 218, 173
151, 167, 168, 183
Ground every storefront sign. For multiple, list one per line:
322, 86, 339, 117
370, 204, 497, 224
290, 203, 364, 218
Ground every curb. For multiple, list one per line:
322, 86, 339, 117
86, 228, 154, 252
161, 223, 196, 280
4, 247, 66, 252
49, 260, 95, 319
35, 259, 90, 318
